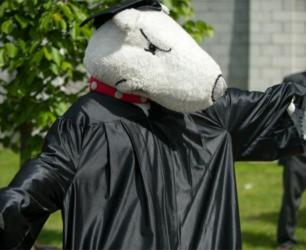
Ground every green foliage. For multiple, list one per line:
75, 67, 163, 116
0, 0, 212, 164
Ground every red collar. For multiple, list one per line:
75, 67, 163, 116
89, 77, 148, 104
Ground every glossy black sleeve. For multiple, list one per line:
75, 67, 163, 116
0, 118, 82, 249
222, 81, 306, 161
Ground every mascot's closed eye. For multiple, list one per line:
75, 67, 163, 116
140, 29, 172, 55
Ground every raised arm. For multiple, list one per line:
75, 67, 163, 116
209, 78, 306, 161
230, 81, 306, 161
0, 117, 82, 249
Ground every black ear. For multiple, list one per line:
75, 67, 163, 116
80, 0, 162, 29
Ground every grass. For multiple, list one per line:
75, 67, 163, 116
236, 162, 306, 250
1, 149, 306, 249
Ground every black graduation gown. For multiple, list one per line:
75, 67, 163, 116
1, 81, 306, 250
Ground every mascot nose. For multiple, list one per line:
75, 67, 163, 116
212, 75, 227, 102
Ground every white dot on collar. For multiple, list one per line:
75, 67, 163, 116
115, 91, 123, 99
91, 81, 97, 90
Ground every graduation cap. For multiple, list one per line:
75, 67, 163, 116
80, 0, 162, 29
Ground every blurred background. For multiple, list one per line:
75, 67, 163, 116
0, 0, 306, 249
195, 0, 306, 90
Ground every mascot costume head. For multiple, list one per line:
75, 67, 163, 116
81, 0, 227, 112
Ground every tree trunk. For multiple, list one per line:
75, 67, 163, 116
20, 122, 33, 167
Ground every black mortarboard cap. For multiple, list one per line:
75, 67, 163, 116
80, 0, 162, 29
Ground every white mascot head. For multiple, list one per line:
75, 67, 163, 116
82, 0, 227, 112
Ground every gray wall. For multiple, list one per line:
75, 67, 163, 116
249, 0, 306, 90
194, 0, 306, 91
194, 0, 250, 89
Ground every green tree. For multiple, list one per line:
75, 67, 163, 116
0, 0, 213, 166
